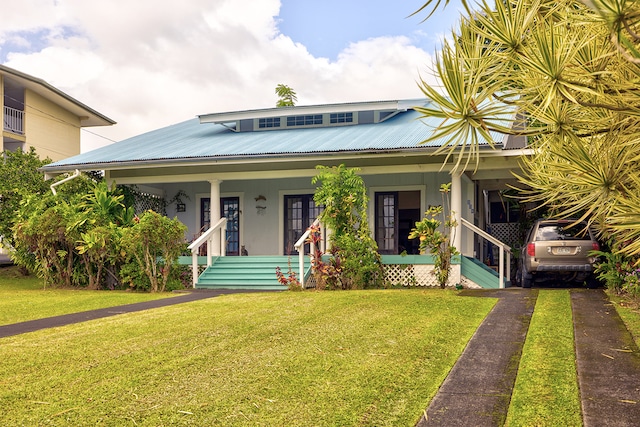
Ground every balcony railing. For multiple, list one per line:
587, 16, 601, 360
3, 106, 24, 135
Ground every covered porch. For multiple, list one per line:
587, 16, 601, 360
113, 158, 518, 290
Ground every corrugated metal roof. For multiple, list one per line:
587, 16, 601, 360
44, 99, 506, 170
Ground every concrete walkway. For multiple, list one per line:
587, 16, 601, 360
417, 288, 640, 426
417, 288, 538, 426
572, 290, 640, 427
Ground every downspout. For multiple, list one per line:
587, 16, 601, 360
50, 169, 81, 195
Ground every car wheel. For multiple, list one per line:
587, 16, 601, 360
521, 269, 533, 288
514, 267, 522, 287
586, 276, 600, 289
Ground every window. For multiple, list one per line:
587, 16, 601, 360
330, 112, 353, 124
258, 117, 280, 128
490, 201, 520, 223
286, 114, 323, 127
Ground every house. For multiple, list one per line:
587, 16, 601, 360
1, 64, 116, 161
41, 99, 530, 289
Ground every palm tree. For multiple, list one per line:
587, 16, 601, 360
414, 0, 640, 257
275, 84, 297, 107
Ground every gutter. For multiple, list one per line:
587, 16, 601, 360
50, 169, 81, 195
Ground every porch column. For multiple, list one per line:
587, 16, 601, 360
449, 172, 463, 287
450, 172, 463, 253
209, 179, 222, 257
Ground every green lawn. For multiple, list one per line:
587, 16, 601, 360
0, 266, 176, 325
506, 290, 582, 427
608, 291, 640, 349
5, 271, 639, 426
0, 289, 495, 426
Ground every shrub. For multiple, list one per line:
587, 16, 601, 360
120, 211, 187, 292
312, 165, 384, 289
593, 240, 640, 296
409, 183, 459, 288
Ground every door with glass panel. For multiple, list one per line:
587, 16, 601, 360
200, 197, 240, 256
283, 194, 322, 255
375, 192, 398, 255
375, 190, 421, 255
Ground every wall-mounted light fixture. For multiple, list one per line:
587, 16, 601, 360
255, 195, 267, 215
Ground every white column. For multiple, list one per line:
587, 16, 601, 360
450, 172, 462, 253
209, 179, 222, 256
209, 179, 222, 220
449, 172, 463, 287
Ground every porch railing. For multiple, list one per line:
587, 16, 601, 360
294, 218, 326, 288
4, 106, 24, 135
187, 217, 227, 287
461, 217, 511, 288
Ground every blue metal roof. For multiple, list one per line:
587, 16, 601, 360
44, 99, 505, 171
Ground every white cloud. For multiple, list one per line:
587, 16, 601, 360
0, 0, 438, 152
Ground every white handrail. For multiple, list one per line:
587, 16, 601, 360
294, 218, 322, 288
461, 217, 512, 288
187, 217, 227, 287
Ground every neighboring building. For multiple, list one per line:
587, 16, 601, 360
1, 64, 115, 161
42, 99, 530, 289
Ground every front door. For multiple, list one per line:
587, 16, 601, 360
283, 194, 322, 255
375, 191, 421, 255
201, 197, 240, 256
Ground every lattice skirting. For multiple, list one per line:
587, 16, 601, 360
383, 264, 440, 287
384, 264, 480, 288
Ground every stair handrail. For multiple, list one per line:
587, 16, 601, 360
460, 217, 511, 288
294, 218, 324, 288
187, 217, 227, 287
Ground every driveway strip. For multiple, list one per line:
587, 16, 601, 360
571, 289, 640, 427
416, 288, 538, 427
0, 289, 255, 339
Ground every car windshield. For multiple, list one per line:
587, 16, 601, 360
536, 224, 591, 241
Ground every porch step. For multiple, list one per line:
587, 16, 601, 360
461, 256, 511, 289
196, 256, 310, 290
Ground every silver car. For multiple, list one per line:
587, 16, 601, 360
517, 219, 600, 288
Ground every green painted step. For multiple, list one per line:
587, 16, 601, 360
196, 256, 311, 290
461, 256, 511, 289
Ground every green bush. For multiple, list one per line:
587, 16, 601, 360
593, 241, 640, 296
120, 211, 187, 292
312, 165, 384, 289
12, 179, 187, 292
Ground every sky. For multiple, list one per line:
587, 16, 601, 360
0, 0, 464, 152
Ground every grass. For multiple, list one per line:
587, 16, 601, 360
505, 290, 582, 427
607, 291, 640, 349
0, 266, 176, 325
0, 289, 496, 426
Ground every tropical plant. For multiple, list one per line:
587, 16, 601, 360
275, 258, 303, 291
413, 0, 640, 265
120, 211, 187, 292
312, 165, 384, 289
13, 195, 86, 287
275, 84, 297, 107
409, 183, 459, 288
0, 148, 51, 250
305, 223, 342, 290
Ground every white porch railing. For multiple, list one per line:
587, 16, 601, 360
187, 217, 227, 287
294, 218, 326, 288
461, 217, 512, 289
4, 106, 24, 135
